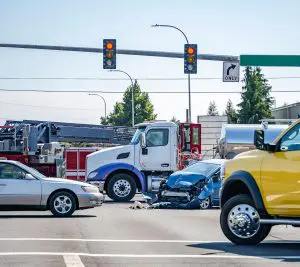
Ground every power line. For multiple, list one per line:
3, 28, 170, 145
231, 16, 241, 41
0, 101, 99, 111
0, 88, 299, 94
0, 76, 300, 81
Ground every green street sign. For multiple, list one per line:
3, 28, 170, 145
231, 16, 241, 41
240, 55, 300, 67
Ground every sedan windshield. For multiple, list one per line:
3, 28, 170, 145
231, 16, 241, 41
13, 161, 46, 178
183, 162, 219, 177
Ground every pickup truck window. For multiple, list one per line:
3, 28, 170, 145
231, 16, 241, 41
146, 129, 169, 147
281, 123, 300, 151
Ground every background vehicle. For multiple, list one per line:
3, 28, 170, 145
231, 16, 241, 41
0, 120, 135, 178
220, 119, 300, 245
86, 121, 202, 201
217, 121, 288, 159
143, 159, 226, 209
0, 160, 104, 216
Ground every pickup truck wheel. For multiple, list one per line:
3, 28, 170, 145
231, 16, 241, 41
49, 191, 76, 217
107, 173, 136, 202
220, 194, 271, 245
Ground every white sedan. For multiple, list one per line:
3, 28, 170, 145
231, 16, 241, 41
0, 160, 104, 216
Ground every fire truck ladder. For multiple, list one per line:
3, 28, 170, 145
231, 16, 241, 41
0, 120, 135, 154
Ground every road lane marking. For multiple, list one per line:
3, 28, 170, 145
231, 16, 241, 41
63, 255, 85, 267
0, 238, 226, 243
0, 252, 298, 260
0, 238, 299, 243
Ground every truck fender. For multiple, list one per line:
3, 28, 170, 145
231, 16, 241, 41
88, 163, 146, 192
221, 170, 268, 216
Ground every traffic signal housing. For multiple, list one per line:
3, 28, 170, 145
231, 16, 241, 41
184, 44, 197, 74
103, 39, 116, 69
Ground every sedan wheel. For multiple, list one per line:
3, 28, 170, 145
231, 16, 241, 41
200, 198, 211, 209
49, 191, 76, 217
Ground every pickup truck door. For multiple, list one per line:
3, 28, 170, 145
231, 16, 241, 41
260, 122, 300, 215
139, 127, 171, 171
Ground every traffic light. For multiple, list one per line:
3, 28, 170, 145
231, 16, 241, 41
103, 39, 116, 69
184, 44, 197, 74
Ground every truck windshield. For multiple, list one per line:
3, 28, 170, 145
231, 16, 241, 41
130, 127, 146, 144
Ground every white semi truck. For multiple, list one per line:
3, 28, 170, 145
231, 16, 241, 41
86, 121, 202, 201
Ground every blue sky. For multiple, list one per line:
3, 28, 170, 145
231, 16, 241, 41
1, 0, 300, 125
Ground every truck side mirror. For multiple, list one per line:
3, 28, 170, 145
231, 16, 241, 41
140, 132, 148, 155
254, 130, 265, 150
140, 132, 146, 148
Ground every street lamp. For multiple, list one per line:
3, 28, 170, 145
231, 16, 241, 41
108, 69, 135, 127
151, 24, 192, 122
88, 93, 107, 118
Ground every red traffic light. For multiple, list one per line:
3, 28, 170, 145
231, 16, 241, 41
187, 47, 195, 55
106, 42, 113, 50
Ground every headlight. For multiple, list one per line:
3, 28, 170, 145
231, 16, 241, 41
81, 186, 99, 193
88, 171, 98, 179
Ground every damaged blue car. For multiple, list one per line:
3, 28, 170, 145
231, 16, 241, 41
142, 159, 226, 209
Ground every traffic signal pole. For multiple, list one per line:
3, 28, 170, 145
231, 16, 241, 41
151, 24, 192, 122
188, 73, 191, 122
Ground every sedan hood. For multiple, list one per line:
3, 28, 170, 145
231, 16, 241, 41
166, 172, 207, 189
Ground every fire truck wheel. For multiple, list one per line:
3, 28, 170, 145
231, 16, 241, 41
107, 173, 136, 202
49, 191, 76, 217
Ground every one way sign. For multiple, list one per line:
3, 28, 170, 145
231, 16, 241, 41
223, 61, 240, 82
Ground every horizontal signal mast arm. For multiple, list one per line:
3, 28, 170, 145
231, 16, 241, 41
0, 43, 239, 62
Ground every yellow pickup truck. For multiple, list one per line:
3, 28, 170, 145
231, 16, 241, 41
220, 119, 300, 245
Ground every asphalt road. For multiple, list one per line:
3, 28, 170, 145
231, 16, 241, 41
0, 197, 299, 266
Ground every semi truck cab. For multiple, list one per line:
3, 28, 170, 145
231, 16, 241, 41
86, 121, 201, 201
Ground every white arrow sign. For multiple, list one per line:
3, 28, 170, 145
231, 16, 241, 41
223, 61, 240, 82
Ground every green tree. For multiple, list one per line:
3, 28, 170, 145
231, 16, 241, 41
237, 67, 274, 124
225, 99, 238, 123
101, 80, 157, 126
207, 101, 219, 116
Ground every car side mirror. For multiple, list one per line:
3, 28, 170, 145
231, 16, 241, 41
254, 130, 265, 150
140, 132, 146, 148
25, 173, 35, 180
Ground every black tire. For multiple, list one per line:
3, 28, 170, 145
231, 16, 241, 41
107, 173, 136, 202
220, 194, 271, 245
105, 187, 113, 199
49, 191, 77, 217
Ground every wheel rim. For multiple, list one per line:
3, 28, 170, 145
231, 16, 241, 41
200, 198, 210, 209
54, 195, 72, 214
113, 179, 131, 198
227, 204, 260, 239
